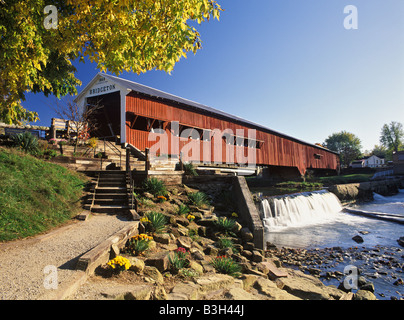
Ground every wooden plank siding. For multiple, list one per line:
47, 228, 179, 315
125, 92, 338, 175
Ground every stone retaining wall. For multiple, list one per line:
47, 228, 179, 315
232, 176, 264, 250
328, 177, 404, 203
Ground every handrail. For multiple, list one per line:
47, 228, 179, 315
126, 146, 137, 211
96, 135, 122, 170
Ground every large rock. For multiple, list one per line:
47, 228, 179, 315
254, 277, 301, 300
225, 287, 258, 300
143, 266, 164, 285
256, 261, 288, 280
101, 284, 153, 300
128, 257, 145, 273
397, 237, 404, 247
193, 274, 235, 293
275, 270, 332, 300
353, 290, 377, 300
168, 282, 200, 300
145, 251, 170, 272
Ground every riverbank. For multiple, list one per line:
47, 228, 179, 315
268, 244, 404, 300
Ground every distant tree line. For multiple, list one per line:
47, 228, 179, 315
323, 121, 404, 167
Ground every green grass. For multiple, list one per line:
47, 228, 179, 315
313, 174, 373, 186
0, 147, 88, 242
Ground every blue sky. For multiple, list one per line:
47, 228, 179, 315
23, 0, 404, 152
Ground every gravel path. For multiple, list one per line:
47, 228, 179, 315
0, 214, 135, 300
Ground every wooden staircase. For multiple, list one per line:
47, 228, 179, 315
85, 170, 131, 215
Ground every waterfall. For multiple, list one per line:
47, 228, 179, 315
260, 190, 342, 231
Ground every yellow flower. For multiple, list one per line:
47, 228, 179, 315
231, 212, 238, 218
187, 214, 195, 221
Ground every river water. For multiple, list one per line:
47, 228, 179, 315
261, 189, 404, 299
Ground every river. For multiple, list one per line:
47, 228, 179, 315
261, 189, 404, 299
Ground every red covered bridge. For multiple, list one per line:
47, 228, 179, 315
75, 73, 339, 177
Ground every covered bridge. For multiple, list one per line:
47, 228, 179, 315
75, 73, 339, 177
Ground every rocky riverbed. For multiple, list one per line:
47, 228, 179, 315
266, 243, 404, 300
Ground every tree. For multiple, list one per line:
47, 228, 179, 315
369, 144, 388, 160
51, 98, 101, 153
323, 131, 362, 167
0, 0, 223, 124
380, 121, 404, 153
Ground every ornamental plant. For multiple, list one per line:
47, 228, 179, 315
142, 177, 167, 197
187, 191, 209, 208
169, 247, 190, 273
127, 234, 153, 256
210, 256, 242, 277
214, 217, 237, 236
107, 256, 131, 274
144, 211, 168, 234
176, 204, 190, 216
186, 214, 195, 222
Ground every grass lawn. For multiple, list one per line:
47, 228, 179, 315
0, 147, 88, 242
312, 173, 373, 186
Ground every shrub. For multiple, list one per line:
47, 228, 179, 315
188, 191, 209, 208
87, 137, 98, 149
126, 234, 153, 256
183, 163, 198, 176
11, 132, 39, 155
176, 204, 190, 216
142, 177, 167, 197
144, 211, 168, 234
169, 247, 190, 273
214, 217, 237, 235
210, 256, 242, 277
216, 236, 238, 253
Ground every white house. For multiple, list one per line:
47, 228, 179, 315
351, 155, 385, 168
363, 155, 385, 168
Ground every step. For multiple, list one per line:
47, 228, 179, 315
93, 199, 128, 206
95, 187, 127, 193
94, 193, 127, 200
97, 181, 127, 187
91, 204, 131, 214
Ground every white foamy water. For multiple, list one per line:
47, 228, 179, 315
260, 190, 343, 231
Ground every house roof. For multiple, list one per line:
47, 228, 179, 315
77, 72, 339, 155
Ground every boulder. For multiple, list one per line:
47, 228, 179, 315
256, 261, 288, 280
397, 237, 404, 247
189, 261, 204, 275
143, 266, 164, 285
225, 287, 258, 300
275, 270, 332, 300
168, 282, 200, 300
241, 228, 254, 242
177, 236, 192, 249
153, 233, 172, 245
352, 235, 364, 244
128, 257, 145, 273
101, 284, 153, 300
353, 290, 377, 300
145, 251, 170, 272
254, 278, 301, 300
193, 274, 235, 293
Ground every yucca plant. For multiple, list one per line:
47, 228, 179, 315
144, 211, 168, 234
176, 204, 190, 216
188, 191, 209, 208
214, 217, 237, 235
142, 177, 167, 197
183, 163, 198, 176
11, 132, 39, 155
